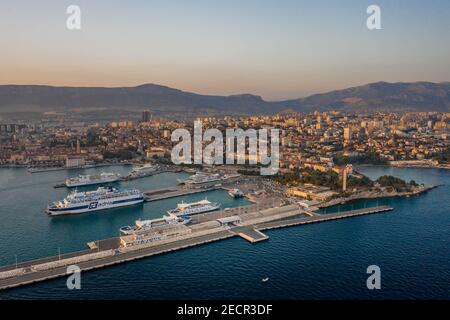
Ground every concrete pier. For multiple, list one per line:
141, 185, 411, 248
231, 226, 269, 243
0, 231, 234, 291
144, 187, 218, 201
256, 206, 394, 230
0, 204, 393, 291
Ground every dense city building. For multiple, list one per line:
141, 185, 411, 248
1, 112, 449, 171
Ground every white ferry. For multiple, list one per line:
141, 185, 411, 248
47, 186, 144, 216
119, 214, 191, 235
167, 198, 220, 216
129, 163, 159, 178
65, 172, 121, 187
228, 188, 244, 198
28, 166, 65, 173
178, 171, 222, 186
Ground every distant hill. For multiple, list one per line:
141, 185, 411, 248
283, 81, 450, 113
0, 81, 449, 115
0, 84, 274, 115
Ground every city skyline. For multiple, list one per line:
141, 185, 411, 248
1, 0, 450, 100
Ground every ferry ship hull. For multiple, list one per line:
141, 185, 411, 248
65, 177, 119, 188
168, 204, 220, 216
128, 164, 159, 178
47, 197, 144, 216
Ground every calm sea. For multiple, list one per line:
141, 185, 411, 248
0, 165, 448, 299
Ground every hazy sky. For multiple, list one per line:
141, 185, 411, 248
1, 0, 450, 100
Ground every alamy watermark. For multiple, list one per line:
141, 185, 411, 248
66, 265, 81, 290
367, 5, 381, 30
66, 5, 81, 30
171, 121, 280, 175
65, 4, 380, 31
366, 265, 381, 290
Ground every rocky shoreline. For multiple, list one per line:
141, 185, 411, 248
318, 184, 438, 208
356, 163, 450, 170
390, 165, 450, 170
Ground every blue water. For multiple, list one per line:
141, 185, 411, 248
0, 166, 449, 299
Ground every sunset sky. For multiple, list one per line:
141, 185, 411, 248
1, 0, 450, 100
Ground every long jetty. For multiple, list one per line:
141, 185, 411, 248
256, 206, 393, 230
144, 187, 218, 202
0, 205, 393, 291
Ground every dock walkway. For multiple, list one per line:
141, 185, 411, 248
0, 205, 393, 291
231, 226, 269, 243
0, 230, 234, 291
256, 206, 393, 230
144, 187, 217, 201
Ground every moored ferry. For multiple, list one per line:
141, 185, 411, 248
65, 172, 121, 187
28, 166, 65, 173
119, 214, 191, 235
129, 163, 159, 178
177, 171, 222, 186
177, 171, 241, 187
47, 187, 144, 216
167, 198, 220, 216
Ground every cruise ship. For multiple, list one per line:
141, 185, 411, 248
65, 172, 121, 187
177, 171, 222, 186
47, 187, 144, 216
228, 188, 244, 198
119, 214, 191, 235
167, 198, 220, 216
129, 163, 159, 178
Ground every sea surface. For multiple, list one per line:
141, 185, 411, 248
0, 165, 448, 300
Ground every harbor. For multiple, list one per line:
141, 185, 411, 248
0, 202, 393, 291
0, 165, 446, 299
53, 163, 168, 188
52, 165, 237, 189
0, 165, 398, 291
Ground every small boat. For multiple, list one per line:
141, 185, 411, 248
261, 277, 269, 282
228, 188, 244, 198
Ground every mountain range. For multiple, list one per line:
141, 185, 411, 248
0, 81, 449, 115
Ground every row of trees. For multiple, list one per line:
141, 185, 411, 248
334, 152, 387, 165
435, 147, 450, 163
274, 168, 392, 190
102, 146, 136, 160
300, 168, 340, 189
375, 175, 419, 192
274, 169, 421, 194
